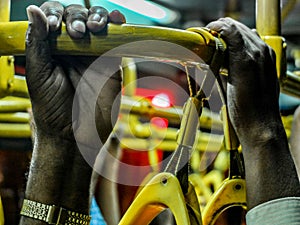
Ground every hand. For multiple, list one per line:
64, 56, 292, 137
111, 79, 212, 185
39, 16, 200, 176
26, 1, 125, 147
21, 2, 126, 219
206, 17, 281, 145
207, 18, 300, 209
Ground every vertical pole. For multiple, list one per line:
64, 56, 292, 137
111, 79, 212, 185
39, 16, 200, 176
0, 0, 11, 22
256, 0, 281, 35
0, 0, 15, 98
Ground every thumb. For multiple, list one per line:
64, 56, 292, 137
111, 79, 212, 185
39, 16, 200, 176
25, 5, 52, 83
26, 5, 49, 42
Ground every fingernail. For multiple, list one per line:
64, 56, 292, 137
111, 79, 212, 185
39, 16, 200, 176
48, 15, 58, 27
90, 14, 101, 22
26, 5, 36, 23
109, 10, 126, 24
71, 20, 86, 33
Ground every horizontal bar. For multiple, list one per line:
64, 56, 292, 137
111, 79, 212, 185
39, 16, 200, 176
0, 123, 31, 138
120, 95, 223, 131
0, 22, 221, 64
12, 75, 29, 98
0, 96, 31, 112
0, 112, 30, 123
280, 71, 300, 98
120, 133, 223, 152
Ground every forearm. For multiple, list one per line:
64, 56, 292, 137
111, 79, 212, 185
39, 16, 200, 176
240, 119, 300, 209
24, 133, 74, 204
20, 133, 75, 225
61, 144, 96, 213
20, 133, 94, 224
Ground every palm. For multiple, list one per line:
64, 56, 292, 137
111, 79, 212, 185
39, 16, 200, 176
25, 3, 124, 146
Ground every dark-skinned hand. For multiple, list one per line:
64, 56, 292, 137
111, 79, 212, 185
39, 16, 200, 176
207, 18, 300, 210
206, 17, 281, 146
26, 1, 126, 150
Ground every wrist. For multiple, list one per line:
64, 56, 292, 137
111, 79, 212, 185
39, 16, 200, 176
61, 144, 98, 213
25, 133, 77, 204
237, 118, 287, 151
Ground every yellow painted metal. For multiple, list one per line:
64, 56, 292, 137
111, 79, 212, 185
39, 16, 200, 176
0, 56, 15, 97
190, 150, 228, 206
189, 173, 213, 207
0, 22, 221, 64
199, 106, 246, 224
261, 36, 287, 83
256, 0, 281, 36
204, 170, 224, 191
10, 75, 29, 97
177, 97, 202, 148
282, 114, 293, 139
221, 106, 239, 151
185, 182, 203, 225
0, 0, 15, 98
0, 0, 10, 22
0, 196, 4, 225
119, 172, 191, 225
120, 135, 222, 152
280, 71, 300, 98
0, 96, 31, 112
0, 112, 30, 123
120, 95, 223, 131
117, 115, 223, 152
202, 178, 247, 225
122, 58, 137, 97
256, 0, 300, 98
0, 74, 29, 98
0, 123, 31, 138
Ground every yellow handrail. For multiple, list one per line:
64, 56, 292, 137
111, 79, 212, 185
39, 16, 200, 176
0, 22, 223, 64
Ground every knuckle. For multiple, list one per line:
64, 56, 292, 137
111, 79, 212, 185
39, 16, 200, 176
89, 6, 109, 16
64, 4, 88, 22
40, 1, 64, 17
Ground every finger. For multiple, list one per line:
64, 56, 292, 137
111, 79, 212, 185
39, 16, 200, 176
63, 4, 89, 39
26, 5, 48, 41
40, 1, 64, 32
206, 19, 227, 33
251, 28, 261, 37
108, 10, 126, 24
25, 5, 52, 85
87, 6, 109, 33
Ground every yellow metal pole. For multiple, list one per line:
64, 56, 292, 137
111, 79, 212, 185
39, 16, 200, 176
0, 22, 222, 65
0, 0, 10, 21
0, 123, 31, 138
11, 75, 29, 98
0, 96, 31, 112
0, 0, 15, 98
0, 112, 30, 123
256, 0, 300, 99
256, 0, 281, 36
120, 95, 223, 131
255, 0, 300, 99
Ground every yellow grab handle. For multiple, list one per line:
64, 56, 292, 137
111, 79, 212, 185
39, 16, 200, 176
119, 172, 191, 225
202, 178, 246, 225
0, 22, 223, 64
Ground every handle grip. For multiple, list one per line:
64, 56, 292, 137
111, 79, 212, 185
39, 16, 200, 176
0, 21, 222, 64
